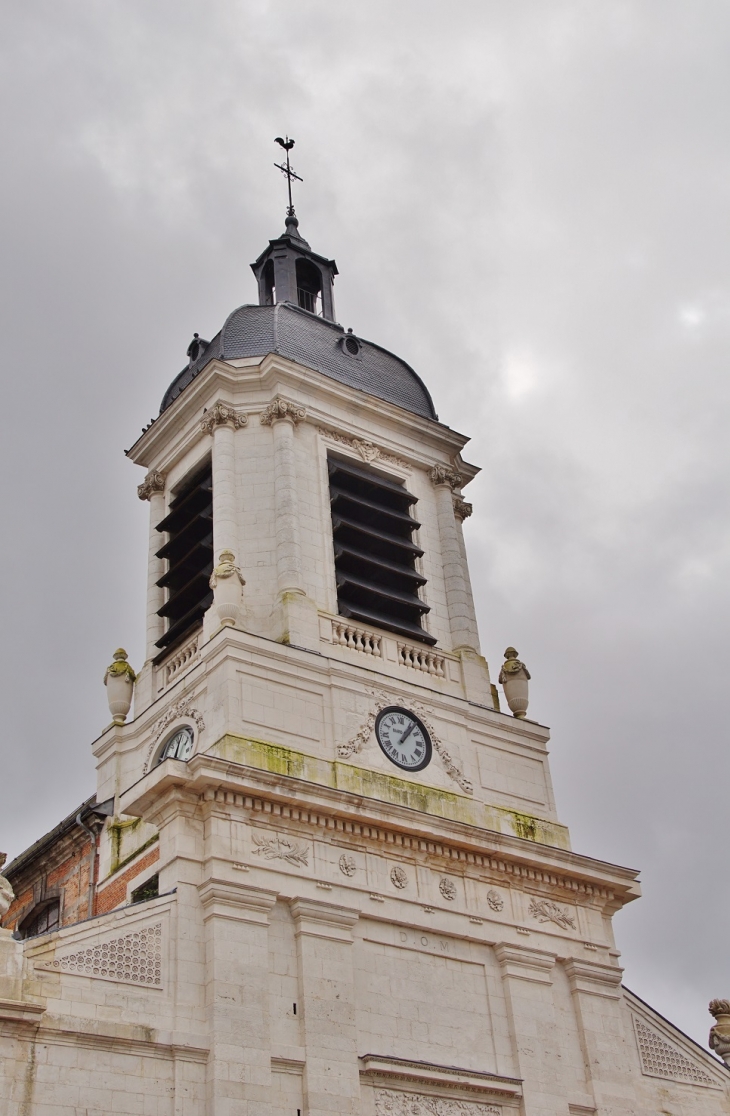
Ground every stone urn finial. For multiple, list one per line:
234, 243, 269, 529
103, 648, 137, 725
209, 550, 245, 627
499, 647, 531, 719
0, 853, 14, 920
709, 1000, 730, 1066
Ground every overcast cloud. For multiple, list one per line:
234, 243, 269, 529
1, 0, 728, 1051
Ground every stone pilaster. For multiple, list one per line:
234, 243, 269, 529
495, 943, 567, 1116
431, 466, 491, 702
261, 398, 319, 647
198, 880, 278, 1116
290, 897, 361, 1116
564, 958, 635, 1115
138, 471, 166, 661
201, 402, 247, 559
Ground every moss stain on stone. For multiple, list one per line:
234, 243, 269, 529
210, 733, 570, 849
108, 816, 144, 873
510, 811, 538, 841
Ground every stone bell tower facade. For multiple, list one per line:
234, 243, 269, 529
2, 212, 729, 1116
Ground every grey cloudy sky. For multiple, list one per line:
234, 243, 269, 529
1, 0, 728, 1050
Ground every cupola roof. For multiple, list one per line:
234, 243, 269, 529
160, 301, 437, 421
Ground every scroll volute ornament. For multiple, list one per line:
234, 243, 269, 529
103, 648, 137, 725
260, 396, 306, 425
709, 1000, 730, 1066
209, 550, 245, 627
499, 647, 531, 719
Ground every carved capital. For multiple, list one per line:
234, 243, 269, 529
453, 497, 473, 521
137, 471, 165, 501
200, 401, 248, 434
430, 464, 463, 490
260, 396, 306, 426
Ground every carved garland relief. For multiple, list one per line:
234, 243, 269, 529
142, 697, 206, 773
338, 690, 473, 796
317, 426, 409, 471
375, 1091, 500, 1116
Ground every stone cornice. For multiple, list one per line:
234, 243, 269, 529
119, 750, 640, 913
358, 1054, 522, 1099
125, 352, 472, 469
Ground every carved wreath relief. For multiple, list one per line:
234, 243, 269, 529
390, 865, 408, 889
439, 878, 457, 901
486, 889, 504, 912
339, 854, 357, 877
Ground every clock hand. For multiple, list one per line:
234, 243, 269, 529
398, 721, 415, 745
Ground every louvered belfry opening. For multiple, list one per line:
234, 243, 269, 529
154, 460, 213, 654
328, 455, 435, 645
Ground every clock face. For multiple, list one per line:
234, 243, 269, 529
159, 726, 195, 764
375, 707, 432, 772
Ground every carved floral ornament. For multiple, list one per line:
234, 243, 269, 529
527, 896, 576, 930
252, 832, 308, 866
453, 497, 473, 521
137, 471, 165, 501
375, 1091, 500, 1116
429, 464, 463, 491
142, 696, 205, 773
390, 865, 408, 889
200, 401, 248, 434
337, 689, 473, 796
317, 426, 409, 471
260, 396, 306, 425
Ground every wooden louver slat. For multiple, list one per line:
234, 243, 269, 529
328, 455, 435, 646
155, 460, 213, 653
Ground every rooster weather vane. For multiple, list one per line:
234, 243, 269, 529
274, 136, 303, 217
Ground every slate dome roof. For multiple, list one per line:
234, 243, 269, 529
160, 302, 437, 421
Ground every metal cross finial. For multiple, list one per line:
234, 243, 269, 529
274, 136, 303, 217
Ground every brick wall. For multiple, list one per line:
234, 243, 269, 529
2, 828, 94, 933
95, 845, 160, 914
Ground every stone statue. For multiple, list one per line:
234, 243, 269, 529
209, 550, 245, 627
103, 648, 137, 725
709, 1000, 730, 1066
499, 647, 531, 719
0, 854, 14, 920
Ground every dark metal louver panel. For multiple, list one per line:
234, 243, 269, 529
328, 456, 435, 646
155, 460, 213, 652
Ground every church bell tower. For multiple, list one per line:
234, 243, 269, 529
58, 143, 728, 1116
4, 138, 730, 1116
